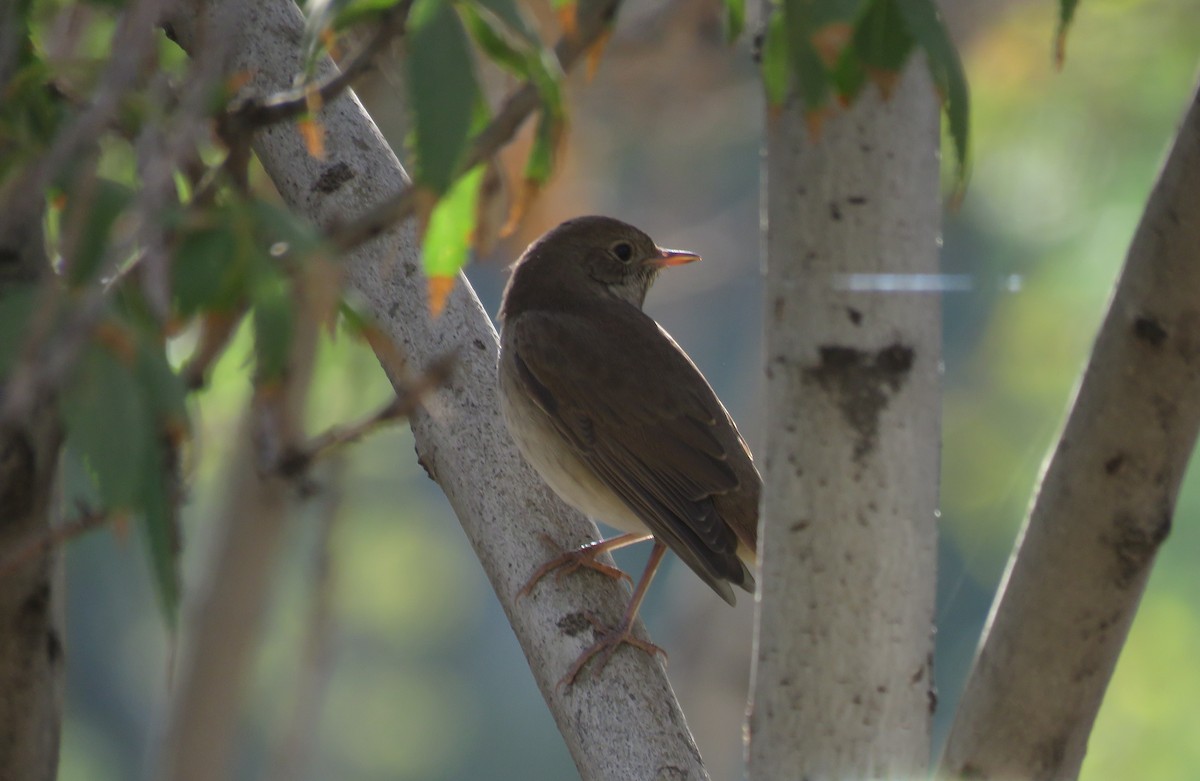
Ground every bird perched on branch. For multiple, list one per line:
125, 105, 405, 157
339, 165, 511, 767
498, 215, 760, 685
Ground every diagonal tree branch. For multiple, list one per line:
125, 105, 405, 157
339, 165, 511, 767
940, 76, 1200, 780
162, 1, 710, 779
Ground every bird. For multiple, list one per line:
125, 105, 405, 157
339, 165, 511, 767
497, 215, 760, 685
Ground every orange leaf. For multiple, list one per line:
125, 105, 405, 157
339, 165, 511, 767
297, 117, 326, 159
557, 3, 578, 37
320, 26, 342, 60
811, 22, 852, 69
866, 67, 901, 101
501, 177, 543, 238
427, 275, 456, 317
585, 27, 612, 81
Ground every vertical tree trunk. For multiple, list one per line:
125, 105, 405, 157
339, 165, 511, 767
748, 61, 942, 779
0, 201, 64, 781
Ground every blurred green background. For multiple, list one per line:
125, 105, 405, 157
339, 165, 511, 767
51, 0, 1200, 778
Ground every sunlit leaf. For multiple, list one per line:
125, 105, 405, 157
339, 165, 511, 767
408, 0, 481, 194
298, 115, 326, 159
422, 164, 485, 288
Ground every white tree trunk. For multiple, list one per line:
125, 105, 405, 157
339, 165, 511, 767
748, 62, 942, 779
163, 2, 709, 778
940, 77, 1200, 781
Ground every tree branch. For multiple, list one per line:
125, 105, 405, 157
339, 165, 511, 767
162, 1, 710, 779
939, 77, 1200, 780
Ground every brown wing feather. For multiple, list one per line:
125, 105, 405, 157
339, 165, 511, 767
509, 307, 758, 600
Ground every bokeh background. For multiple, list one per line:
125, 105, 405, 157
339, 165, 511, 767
49, 0, 1200, 778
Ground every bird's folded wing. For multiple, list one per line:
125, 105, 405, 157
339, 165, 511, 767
509, 310, 748, 599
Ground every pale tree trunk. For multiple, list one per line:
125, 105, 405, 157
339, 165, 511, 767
163, 1, 709, 778
0, 199, 64, 781
748, 61, 942, 779
940, 77, 1200, 781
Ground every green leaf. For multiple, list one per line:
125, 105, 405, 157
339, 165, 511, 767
421, 164, 485, 279
894, 0, 970, 180
724, 0, 745, 42
134, 333, 188, 432
408, 0, 482, 194
0, 285, 40, 376
251, 270, 295, 381
460, 4, 530, 77
61, 344, 151, 509
472, 0, 538, 43
760, 7, 791, 107
782, 0, 832, 112
172, 219, 245, 315
854, 0, 913, 71
137, 436, 181, 627
62, 178, 134, 286
524, 111, 559, 186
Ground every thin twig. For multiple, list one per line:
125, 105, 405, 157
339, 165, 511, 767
277, 350, 455, 477
326, 0, 621, 252
0, 508, 110, 580
224, 1, 414, 133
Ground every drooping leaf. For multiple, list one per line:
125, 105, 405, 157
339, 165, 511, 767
137, 434, 181, 627
895, 0, 970, 182
473, 0, 538, 43
408, 0, 481, 194
60, 343, 152, 510
460, 4, 531, 76
853, 0, 914, 98
422, 164, 485, 280
760, 6, 791, 108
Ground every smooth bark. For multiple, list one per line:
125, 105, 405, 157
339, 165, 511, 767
940, 78, 1200, 781
748, 62, 942, 779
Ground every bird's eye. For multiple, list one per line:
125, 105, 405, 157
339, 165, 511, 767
612, 241, 634, 262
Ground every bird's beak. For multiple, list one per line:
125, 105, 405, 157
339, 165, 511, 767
650, 247, 701, 268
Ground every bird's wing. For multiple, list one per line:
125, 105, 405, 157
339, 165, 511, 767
508, 308, 755, 602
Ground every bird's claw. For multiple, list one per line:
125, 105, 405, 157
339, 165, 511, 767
517, 538, 633, 600
557, 611, 667, 688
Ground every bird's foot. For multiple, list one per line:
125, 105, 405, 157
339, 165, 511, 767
559, 611, 667, 687
517, 534, 633, 599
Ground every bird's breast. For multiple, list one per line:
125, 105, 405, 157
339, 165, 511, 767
498, 346, 650, 536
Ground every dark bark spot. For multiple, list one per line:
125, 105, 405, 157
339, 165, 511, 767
557, 612, 593, 637
1109, 509, 1171, 588
845, 307, 862, 325
312, 161, 354, 194
1133, 316, 1167, 346
774, 296, 785, 320
803, 343, 915, 461
789, 521, 809, 533
847, 195, 867, 205
1104, 453, 1126, 475
829, 202, 843, 221
472, 338, 487, 351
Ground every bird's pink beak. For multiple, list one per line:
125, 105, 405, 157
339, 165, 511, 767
651, 247, 701, 268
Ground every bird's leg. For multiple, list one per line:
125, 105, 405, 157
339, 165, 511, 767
561, 541, 669, 687
517, 532, 652, 599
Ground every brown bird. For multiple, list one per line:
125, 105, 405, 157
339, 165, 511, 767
498, 215, 760, 685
